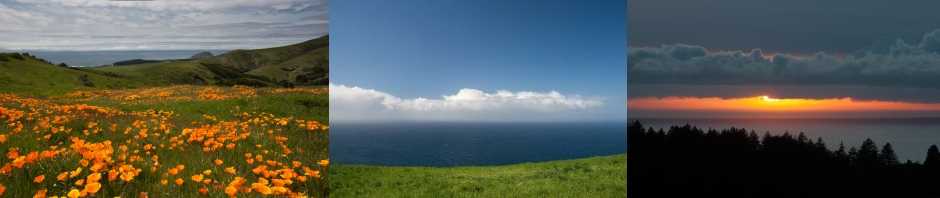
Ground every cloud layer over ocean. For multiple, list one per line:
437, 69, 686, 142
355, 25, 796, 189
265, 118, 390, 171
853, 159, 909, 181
330, 84, 605, 122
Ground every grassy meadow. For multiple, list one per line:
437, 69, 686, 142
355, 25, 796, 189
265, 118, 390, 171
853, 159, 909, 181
0, 36, 331, 198
0, 85, 329, 197
329, 154, 626, 198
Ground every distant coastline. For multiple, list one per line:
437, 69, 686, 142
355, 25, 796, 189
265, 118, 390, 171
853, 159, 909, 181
24, 50, 228, 67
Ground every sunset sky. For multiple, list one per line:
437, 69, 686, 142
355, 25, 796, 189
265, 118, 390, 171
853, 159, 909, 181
628, 0, 940, 118
628, 96, 940, 118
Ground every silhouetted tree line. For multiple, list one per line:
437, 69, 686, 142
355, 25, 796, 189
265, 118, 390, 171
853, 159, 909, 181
628, 121, 940, 198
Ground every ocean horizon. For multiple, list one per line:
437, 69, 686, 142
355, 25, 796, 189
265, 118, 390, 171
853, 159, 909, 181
330, 121, 627, 166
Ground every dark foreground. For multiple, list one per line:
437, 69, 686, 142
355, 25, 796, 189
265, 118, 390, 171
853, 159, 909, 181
629, 121, 940, 198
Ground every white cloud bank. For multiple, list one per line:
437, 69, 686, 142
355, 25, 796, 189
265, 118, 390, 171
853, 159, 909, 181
329, 84, 606, 122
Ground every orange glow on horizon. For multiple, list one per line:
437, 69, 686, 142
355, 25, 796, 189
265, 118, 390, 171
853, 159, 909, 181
628, 96, 940, 112
760, 95, 781, 102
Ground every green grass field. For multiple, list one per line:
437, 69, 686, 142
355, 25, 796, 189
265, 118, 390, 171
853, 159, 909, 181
0, 35, 331, 197
329, 154, 626, 198
0, 85, 330, 197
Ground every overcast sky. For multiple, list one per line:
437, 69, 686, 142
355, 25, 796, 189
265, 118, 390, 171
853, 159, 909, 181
629, 0, 940, 107
0, 0, 327, 51
629, 0, 940, 54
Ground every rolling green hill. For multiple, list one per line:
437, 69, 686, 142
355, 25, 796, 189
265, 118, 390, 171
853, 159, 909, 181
0, 53, 145, 96
0, 35, 327, 95
91, 35, 329, 87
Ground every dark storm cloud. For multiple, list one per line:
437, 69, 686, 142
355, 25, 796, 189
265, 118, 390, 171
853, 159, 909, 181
629, 0, 940, 54
629, 29, 940, 103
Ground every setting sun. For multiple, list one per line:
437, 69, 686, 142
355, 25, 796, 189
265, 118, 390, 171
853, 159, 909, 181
628, 96, 940, 112
760, 95, 780, 102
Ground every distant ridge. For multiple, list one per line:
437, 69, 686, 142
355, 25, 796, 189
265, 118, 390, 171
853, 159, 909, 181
113, 59, 163, 66
190, 51, 214, 59
88, 35, 329, 87
0, 36, 328, 95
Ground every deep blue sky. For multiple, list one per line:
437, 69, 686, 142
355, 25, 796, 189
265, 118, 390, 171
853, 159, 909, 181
331, 0, 626, 120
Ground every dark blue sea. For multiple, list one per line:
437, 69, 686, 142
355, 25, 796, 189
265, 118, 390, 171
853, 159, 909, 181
330, 122, 626, 166
635, 118, 940, 162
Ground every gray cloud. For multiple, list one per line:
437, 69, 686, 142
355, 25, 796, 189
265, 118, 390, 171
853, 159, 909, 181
629, 29, 940, 103
630, 29, 940, 89
629, 0, 940, 54
0, 0, 327, 51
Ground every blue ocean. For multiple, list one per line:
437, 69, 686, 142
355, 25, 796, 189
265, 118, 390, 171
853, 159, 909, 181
330, 122, 626, 166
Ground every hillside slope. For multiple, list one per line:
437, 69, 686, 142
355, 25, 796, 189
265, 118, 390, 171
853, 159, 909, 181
90, 35, 329, 87
0, 53, 143, 96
